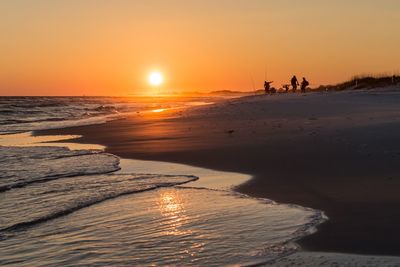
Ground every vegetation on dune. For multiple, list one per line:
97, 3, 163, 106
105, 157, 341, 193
314, 74, 400, 92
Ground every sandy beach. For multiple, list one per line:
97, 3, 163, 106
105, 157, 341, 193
35, 87, 400, 260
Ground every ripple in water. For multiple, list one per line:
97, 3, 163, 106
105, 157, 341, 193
0, 187, 324, 266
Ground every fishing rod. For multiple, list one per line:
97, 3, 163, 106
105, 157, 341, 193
250, 72, 256, 94
265, 64, 268, 81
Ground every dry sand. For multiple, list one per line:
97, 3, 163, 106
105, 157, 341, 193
36, 87, 400, 262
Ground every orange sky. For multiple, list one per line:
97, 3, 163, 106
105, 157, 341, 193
1, 0, 399, 96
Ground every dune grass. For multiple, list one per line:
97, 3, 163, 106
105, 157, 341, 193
314, 74, 400, 91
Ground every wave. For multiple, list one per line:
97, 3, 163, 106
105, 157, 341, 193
0, 146, 120, 192
0, 145, 198, 237
0, 173, 197, 236
0, 117, 70, 125
0, 113, 124, 134
90, 105, 118, 113
0, 96, 217, 134
0, 97, 136, 134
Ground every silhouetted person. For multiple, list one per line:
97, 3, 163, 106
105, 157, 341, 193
264, 80, 273, 94
301, 77, 309, 93
291, 75, 299, 92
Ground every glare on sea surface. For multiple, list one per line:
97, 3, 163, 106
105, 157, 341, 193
158, 190, 192, 236
148, 72, 163, 86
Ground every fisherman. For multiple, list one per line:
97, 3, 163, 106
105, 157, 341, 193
291, 75, 299, 92
301, 77, 309, 93
264, 80, 273, 94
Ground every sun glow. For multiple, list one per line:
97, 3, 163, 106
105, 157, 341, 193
148, 72, 164, 86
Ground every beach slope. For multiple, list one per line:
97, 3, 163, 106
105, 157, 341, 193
36, 87, 400, 256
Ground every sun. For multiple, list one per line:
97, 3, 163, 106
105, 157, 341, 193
148, 71, 163, 86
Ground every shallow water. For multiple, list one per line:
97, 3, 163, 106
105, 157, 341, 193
0, 96, 217, 134
1, 186, 321, 266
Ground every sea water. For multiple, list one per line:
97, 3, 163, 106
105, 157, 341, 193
0, 96, 215, 134
0, 97, 326, 266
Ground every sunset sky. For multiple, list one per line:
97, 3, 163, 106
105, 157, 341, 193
1, 0, 399, 96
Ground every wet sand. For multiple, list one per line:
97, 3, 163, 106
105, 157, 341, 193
35, 88, 400, 256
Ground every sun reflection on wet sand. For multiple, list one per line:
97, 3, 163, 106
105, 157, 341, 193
152, 108, 166, 113
0, 132, 104, 150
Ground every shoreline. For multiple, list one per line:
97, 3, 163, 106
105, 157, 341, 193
34, 89, 400, 257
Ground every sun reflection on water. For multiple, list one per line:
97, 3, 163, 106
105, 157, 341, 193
158, 190, 191, 236
157, 189, 206, 258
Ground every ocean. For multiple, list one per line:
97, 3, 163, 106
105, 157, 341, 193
0, 96, 325, 266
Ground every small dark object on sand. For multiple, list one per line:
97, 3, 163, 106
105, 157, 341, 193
225, 130, 235, 134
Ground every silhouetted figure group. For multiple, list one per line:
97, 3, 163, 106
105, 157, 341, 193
263, 75, 309, 94
290, 75, 309, 93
